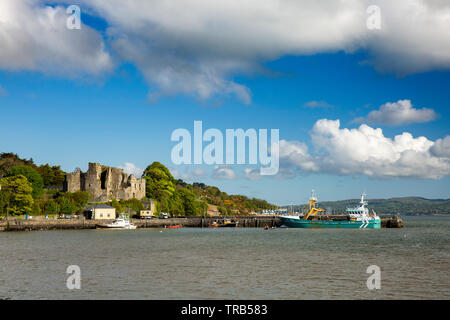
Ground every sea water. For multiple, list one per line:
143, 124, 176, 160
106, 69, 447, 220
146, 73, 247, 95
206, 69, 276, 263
0, 216, 449, 299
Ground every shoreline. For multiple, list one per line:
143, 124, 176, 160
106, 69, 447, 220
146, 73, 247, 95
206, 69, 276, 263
0, 215, 403, 231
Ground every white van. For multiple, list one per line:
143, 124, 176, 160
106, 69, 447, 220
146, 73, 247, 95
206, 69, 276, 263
159, 212, 169, 219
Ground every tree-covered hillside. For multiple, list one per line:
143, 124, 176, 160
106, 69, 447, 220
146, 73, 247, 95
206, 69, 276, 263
0, 153, 276, 217
142, 162, 276, 216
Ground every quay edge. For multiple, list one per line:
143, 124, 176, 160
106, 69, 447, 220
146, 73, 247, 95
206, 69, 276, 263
0, 215, 402, 232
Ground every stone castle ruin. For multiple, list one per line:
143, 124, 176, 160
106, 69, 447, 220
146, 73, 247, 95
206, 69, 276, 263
64, 163, 146, 202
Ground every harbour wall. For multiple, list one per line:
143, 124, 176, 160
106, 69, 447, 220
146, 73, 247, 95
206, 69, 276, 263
0, 215, 402, 231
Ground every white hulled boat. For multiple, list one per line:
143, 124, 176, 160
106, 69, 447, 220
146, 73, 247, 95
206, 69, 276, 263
96, 214, 137, 229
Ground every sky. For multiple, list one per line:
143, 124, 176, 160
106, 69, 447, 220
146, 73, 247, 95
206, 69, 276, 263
1, 0, 449, 205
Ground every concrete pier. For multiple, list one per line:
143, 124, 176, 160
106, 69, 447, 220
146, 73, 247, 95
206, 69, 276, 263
0, 215, 402, 232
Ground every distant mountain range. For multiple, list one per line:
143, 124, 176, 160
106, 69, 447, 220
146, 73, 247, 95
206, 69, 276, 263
282, 197, 450, 215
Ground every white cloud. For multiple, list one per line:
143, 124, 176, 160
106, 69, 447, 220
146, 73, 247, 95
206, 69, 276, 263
3, 1, 450, 101
0, 0, 113, 77
277, 140, 319, 172
78, 0, 366, 102
211, 165, 237, 180
120, 162, 143, 177
243, 167, 262, 180
303, 100, 334, 108
74, 0, 450, 100
358, 99, 438, 125
362, 0, 450, 75
431, 136, 450, 158
318, 119, 449, 178
170, 167, 207, 181
277, 119, 450, 179
271, 167, 297, 180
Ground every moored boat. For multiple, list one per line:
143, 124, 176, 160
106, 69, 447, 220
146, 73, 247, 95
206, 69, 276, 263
218, 219, 237, 227
208, 221, 219, 228
208, 219, 238, 228
279, 191, 381, 229
96, 214, 137, 229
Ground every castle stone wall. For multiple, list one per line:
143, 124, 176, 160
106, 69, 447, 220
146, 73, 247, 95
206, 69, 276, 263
64, 163, 146, 202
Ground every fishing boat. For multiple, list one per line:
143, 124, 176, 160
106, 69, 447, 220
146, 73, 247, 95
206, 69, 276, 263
207, 219, 237, 228
279, 191, 381, 229
219, 219, 237, 227
96, 214, 137, 229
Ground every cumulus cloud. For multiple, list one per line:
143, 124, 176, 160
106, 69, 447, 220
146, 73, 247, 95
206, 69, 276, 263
279, 119, 450, 179
211, 165, 237, 180
0, 0, 113, 77
431, 136, 450, 158
120, 162, 143, 177
170, 167, 207, 181
357, 99, 438, 125
277, 140, 319, 172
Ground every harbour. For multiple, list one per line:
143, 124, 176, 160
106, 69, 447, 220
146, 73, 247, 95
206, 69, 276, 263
0, 216, 447, 300
0, 215, 403, 232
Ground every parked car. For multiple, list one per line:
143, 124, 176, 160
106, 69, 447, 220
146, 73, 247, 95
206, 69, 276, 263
159, 213, 169, 219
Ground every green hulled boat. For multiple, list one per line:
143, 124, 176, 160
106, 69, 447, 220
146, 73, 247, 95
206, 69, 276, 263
279, 191, 381, 229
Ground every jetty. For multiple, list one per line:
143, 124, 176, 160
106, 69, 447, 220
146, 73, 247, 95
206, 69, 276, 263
0, 215, 402, 232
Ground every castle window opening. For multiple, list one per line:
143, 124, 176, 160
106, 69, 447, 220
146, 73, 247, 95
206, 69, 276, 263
101, 170, 107, 190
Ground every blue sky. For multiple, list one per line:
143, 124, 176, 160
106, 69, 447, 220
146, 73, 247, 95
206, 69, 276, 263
1, 1, 449, 205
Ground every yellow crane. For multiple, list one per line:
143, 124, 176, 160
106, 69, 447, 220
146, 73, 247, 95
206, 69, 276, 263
303, 190, 326, 220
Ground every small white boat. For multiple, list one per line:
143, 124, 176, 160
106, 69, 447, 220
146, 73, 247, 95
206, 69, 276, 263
96, 214, 137, 230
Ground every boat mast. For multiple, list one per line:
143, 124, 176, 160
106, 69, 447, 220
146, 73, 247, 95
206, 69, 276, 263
303, 189, 325, 220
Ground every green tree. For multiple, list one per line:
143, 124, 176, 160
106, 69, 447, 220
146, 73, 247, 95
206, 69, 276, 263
177, 188, 206, 216
6, 165, 44, 198
0, 188, 9, 216
44, 199, 59, 215
0, 175, 34, 215
169, 190, 185, 216
51, 191, 89, 215
111, 199, 124, 213
120, 198, 144, 213
58, 197, 76, 215
143, 162, 176, 200
67, 191, 90, 209
37, 164, 65, 187
32, 200, 43, 215
0, 152, 36, 177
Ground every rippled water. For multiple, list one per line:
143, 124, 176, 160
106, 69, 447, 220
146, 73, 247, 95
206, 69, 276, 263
0, 216, 449, 299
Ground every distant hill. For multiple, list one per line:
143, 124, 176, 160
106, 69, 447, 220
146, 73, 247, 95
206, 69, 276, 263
282, 197, 450, 216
